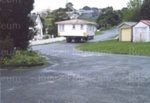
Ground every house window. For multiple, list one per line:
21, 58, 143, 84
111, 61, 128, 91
73, 24, 76, 29
89, 26, 92, 31
93, 26, 95, 32
59, 24, 64, 31
62, 25, 64, 31
89, 26, 94, 31
81, 25, 84, 30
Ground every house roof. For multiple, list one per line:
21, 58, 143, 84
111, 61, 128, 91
30, 15, 38, 22
29, 14, 43, 28
136, 20, 150, 27
118, 22, 137, 28
55, 19, 97, 25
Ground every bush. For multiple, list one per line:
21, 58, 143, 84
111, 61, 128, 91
0, 50, 47, 65
43, 35, 50, 39
0, 36, 14, 58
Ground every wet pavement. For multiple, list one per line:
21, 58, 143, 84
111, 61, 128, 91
89, 28, 118, 42
1, 30, 150, 103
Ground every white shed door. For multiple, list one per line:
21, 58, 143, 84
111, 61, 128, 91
134, 27, 147, 42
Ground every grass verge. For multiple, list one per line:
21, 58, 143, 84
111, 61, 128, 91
0, 50, 48, 68
76, 40, 150, 56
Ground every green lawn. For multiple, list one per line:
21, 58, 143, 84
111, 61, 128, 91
76, 40, 150, 56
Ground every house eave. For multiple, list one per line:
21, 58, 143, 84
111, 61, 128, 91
55, 19, 97, 26
55, 22, 97, 26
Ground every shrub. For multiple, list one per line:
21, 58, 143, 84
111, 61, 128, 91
0, 36, 14, 58
0, 50, 47, 65
43, 35, 50, 39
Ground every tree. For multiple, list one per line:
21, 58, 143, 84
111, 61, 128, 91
66, 2, 74, 11
83, 6, 91, 10
0, 0, 35, 50
127, 0, 142, 9
47, 8, 70, 37
140, 0, 150, 20
97, 7, 122, 29
102, 6, 113, 13
122, 0, 142, 21
92, 7, 99, 12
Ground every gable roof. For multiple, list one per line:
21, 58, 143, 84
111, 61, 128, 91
118, 22, 137, 28
139, 20, 150, 26
55, 19, 97, 25
30, 15, 38, 22
29, 14, 43, 28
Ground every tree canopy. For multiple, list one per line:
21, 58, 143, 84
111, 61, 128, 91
122, 0, 142, 21
0, 0, 35, 50
47, 8, 70, 37
82, 6, 91, 10
66, 2, 74, 11
97, 7, 122, 29
140, 0, 150, 20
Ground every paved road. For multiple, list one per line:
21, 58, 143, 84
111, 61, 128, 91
89, 28, 118, 42
1, 42, 150, 103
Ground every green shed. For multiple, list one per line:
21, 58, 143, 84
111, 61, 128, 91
118, 22, 137, 42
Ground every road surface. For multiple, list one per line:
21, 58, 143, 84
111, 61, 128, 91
89, 28, 118, 42
1, 42, 150, 103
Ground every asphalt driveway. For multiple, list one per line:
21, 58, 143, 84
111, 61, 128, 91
1, 42, 150, 103
89, 28, 118, 42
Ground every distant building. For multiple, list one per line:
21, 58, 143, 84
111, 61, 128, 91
67, 9, 102, 19
30, 14, 44, 40
118, 22, 137, 42
133, 20, 150, 42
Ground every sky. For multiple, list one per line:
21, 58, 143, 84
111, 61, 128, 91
33, 0, 130, 12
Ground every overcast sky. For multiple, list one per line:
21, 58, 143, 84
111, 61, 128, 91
33, 0, 130, 12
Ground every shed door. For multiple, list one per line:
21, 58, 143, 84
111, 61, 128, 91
121, 28, 131, 41
134, 27, 147, 42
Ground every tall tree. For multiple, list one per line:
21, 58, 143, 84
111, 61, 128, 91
83, 6, 91, 10
127, 0, 142, 9
122, 0, 142, 21
66, 2, 74, 11
48, 8, 70, 37
140, 0, 150, 20
102, 6, 113, 13
97, 10, 122, 28
0, 0, 35, 50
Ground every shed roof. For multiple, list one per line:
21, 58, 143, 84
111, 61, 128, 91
118, 22, 137, 28
55, 19, 97, 25
136, 20, 150, 27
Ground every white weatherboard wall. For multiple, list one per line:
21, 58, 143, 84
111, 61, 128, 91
58, 24, 95, 37
133, 22, 150, 42
35, 16, 43, 39
86, 25, 96, 36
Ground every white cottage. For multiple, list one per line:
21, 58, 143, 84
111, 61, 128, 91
133, 20, 150, 42
30, 14, 44, 40
55, 19, 97, 42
